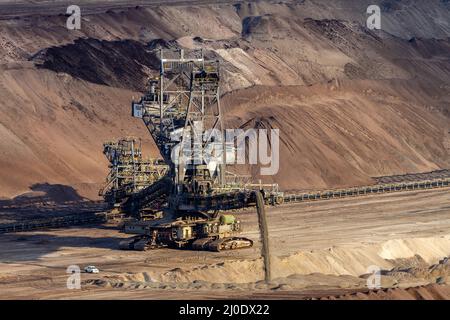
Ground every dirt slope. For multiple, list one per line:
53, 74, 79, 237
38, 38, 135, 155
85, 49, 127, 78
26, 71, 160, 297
321, 284, 450, 300
223, 80, 449, 190
0, 1, 449, 199
0, 64, 154, 199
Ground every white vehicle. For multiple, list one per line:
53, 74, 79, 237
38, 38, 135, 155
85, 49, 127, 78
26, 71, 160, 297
84, 266, 99, 273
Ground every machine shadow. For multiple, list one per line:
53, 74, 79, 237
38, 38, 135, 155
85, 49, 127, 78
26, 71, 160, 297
0, 226, 123, 263
0, 183, 106, 223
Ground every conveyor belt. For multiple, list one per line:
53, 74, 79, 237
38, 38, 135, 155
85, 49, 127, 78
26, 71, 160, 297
284, 178, 450, 204
2, 177, 449, 234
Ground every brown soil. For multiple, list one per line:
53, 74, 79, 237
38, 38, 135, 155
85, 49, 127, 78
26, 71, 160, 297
0, 1, 449, 199
0, 188, 449, 299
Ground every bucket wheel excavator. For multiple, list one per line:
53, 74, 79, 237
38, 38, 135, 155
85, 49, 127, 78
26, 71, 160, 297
103, 49, 282, 252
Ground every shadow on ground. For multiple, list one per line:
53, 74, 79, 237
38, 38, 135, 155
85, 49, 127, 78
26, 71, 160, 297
0, 183, 106, 223
0, 225, 122, 262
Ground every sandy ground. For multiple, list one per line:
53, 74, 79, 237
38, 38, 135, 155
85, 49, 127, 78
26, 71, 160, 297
0, 188, 449, 299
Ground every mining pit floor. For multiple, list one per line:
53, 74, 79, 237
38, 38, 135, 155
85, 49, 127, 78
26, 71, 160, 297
1, 188, 450, 299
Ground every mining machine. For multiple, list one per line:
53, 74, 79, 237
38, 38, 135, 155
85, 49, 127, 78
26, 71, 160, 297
99, 137, 168, 219
111, 49, 281, 252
